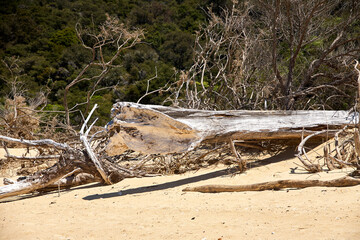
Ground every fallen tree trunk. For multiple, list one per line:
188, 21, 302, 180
1, 102, 358, 200
105, 102, 358, 155
182, 176, 360, 193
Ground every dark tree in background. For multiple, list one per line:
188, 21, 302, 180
257, 0, 360, 110
167, 0, 360, 110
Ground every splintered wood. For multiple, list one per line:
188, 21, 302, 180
106, 104, 201, 155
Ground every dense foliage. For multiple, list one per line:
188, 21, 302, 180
0, 0, 359, 128
166, 0, 360, 110
0, 0, 230, 125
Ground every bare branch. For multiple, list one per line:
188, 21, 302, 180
137, 67, 159, 104
63, 16, 144, 126
0, 135, 71, 150
183, 176, 360, 193
79, 104, 111, 184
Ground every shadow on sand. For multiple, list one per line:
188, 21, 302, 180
0, 182, 104, 203
83, 148, 295, 200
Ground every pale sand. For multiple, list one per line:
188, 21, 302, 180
0, 148, 359, 240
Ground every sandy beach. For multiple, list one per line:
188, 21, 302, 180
1, 148, 360, 240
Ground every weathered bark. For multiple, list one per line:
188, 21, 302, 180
182, 176, 360, 193
106, 102, 358, 155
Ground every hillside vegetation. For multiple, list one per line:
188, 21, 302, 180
0, 0, 359, 127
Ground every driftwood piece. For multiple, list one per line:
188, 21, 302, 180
296, 125, 359, 173
106, 102, 358, 155
0, 135, 70, 150
182, 176, 360, 193
3, 173, 101, 193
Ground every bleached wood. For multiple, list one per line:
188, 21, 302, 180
296, 130, 327, 172
4, 154, 60, 160
0, 151, 151, 200
106, 102, 358, 155
0, 135, 71, 150
0, 181, 41, 198
80, 104, 111, 184
0, 155, 76, 199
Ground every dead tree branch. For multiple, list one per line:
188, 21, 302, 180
64, 15, 144, 126
79, 104, 111, 184
0, 135, 71, 150
182, 176, 360, 193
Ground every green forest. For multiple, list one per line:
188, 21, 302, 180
0, 0, 359, 127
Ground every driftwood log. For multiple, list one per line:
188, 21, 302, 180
1, 102, 359, 200
182, 176, 360, 193
105, 102, 358, 155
